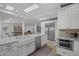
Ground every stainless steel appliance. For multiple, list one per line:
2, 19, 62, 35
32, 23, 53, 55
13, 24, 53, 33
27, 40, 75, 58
57, 39, 74, 50
45, 22, 55, 41
35, 36, 41, 50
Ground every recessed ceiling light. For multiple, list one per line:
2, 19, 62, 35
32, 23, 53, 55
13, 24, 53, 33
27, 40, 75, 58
5, 5, 14, 11
24, 4, 39, 13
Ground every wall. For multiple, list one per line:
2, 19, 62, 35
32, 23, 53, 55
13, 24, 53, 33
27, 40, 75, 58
25, 24, 35, 34
59, 29, 79, 37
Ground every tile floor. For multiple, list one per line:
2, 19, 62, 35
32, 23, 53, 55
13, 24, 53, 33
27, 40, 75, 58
31, 40, 57, 56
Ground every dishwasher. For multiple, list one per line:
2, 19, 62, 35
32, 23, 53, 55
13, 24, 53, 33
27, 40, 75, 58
35, 36, 41, 50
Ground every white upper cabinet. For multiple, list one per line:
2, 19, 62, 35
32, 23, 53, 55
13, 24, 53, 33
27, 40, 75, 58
58, 4, 79, 29
58, 9, 69, 29
69, 7, 79, 29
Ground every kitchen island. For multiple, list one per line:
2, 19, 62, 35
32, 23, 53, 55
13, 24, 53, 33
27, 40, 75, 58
0, 33, 47, 56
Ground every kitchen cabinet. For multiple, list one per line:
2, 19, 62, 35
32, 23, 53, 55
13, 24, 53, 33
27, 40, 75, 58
57, 47, 74, 56
41, 34, 47, 46
58, 8, 69, 29
18, 41, 35, 56
26, 41, 35, 55
0, 41, 17, 56
74, 41, 79, 56
58, 4, 79, 29
68, 6, 79, 29
17, 37, 35, 56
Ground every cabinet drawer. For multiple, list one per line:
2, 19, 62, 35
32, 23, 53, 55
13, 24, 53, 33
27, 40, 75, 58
18, 38, 35, 46
57, 47, 73, 56
18, 41, 35, 56
26, 41, 35, 55
0, 41, 17, 56
18, 45, 27, 56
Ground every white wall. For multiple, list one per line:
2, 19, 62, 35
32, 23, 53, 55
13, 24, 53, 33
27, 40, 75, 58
25, 24, 35, 34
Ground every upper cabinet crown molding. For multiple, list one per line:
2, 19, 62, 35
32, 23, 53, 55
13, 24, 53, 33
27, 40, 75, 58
58, 4, 79, 29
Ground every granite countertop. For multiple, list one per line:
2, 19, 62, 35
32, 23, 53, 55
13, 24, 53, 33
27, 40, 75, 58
0, 33, 46, 45
57, 36, 79, 41
0, 37, 18, 45
16, 33, 45, 38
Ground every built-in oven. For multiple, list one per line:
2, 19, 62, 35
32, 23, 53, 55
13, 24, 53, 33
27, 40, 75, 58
57, 39, 74, 50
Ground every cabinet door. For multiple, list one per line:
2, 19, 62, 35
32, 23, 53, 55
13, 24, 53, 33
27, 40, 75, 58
57, 47, 74, 56
58, 5, 79, 29
26, 41, 35, 55
18, 45, 27, 56
0, 42, 17, 56
74, 41, 79, 56
58, 9, 69, 29
18, 41, 35, 56
68, 6, 79, 29
41, 34, 47, 46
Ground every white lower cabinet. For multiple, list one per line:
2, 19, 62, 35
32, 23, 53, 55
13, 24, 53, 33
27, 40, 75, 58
18, 45, 27, 56
57, 47, 74, 56
57, 40, 79, 56
26, 41, 35, 55
18, 41, 35, 56
41, 34, 47, 46
0, 41, 18, 56
74, 41, 79, 56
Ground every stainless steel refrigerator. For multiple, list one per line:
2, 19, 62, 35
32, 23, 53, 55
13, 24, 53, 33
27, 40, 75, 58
45, 22, 55, 41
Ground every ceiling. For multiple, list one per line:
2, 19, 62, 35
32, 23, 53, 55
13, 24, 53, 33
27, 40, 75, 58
0, 3, 60, 20
1, 3, 71, 24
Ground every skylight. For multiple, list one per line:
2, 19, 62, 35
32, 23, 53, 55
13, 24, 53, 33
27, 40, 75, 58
5, 5, 14, 11
24, 4, 39, 13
